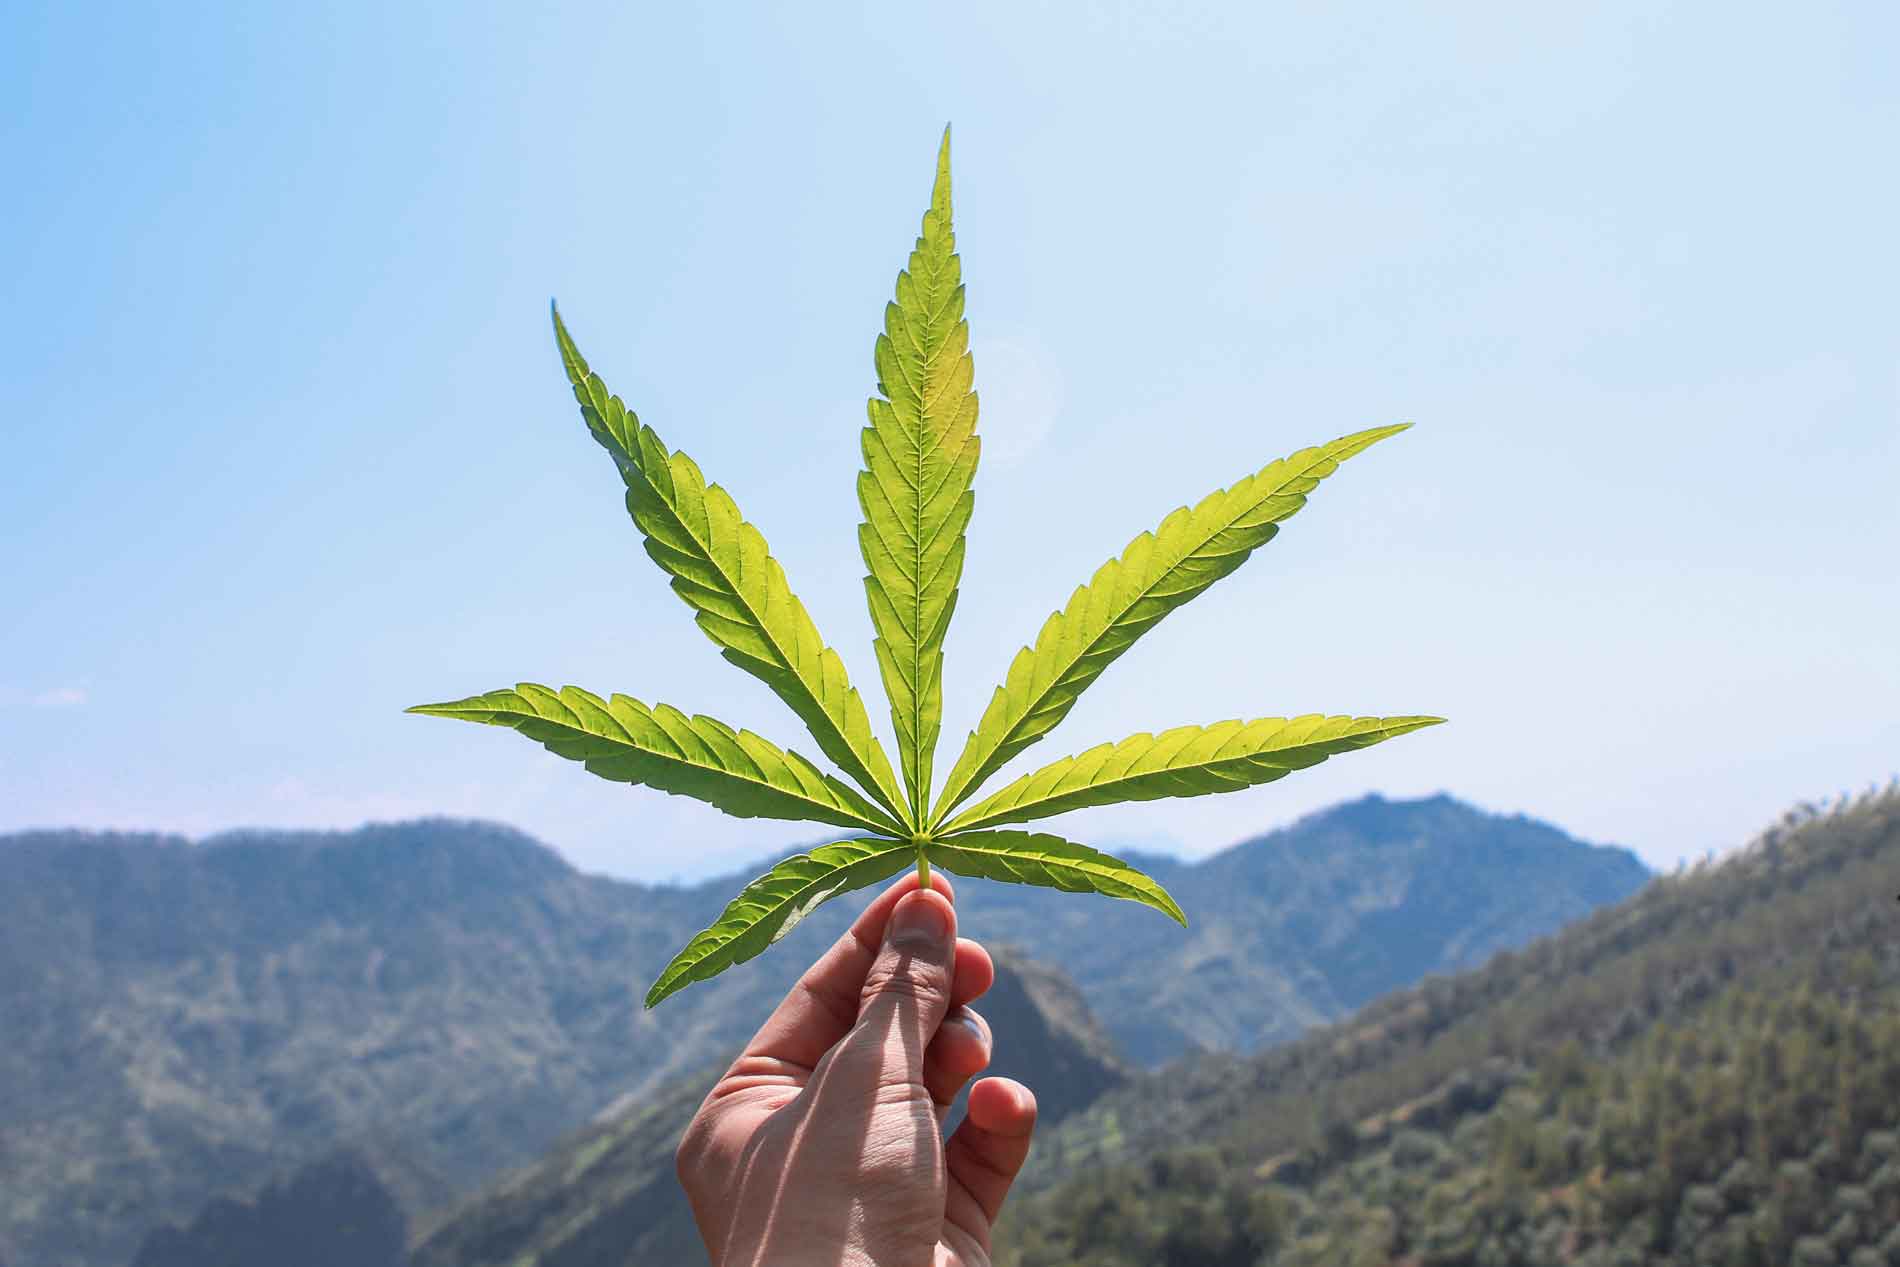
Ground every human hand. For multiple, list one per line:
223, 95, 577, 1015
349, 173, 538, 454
675, 871, 1038, 1267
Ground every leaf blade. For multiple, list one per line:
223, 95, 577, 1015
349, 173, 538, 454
930, 424, 1409, 824
552, 306, 908, 824
944, 714, 1445, 832
409, 685, 905, 835
925, 830, 1186, 927
858, 127, 980, 823
645, 838, 916, 1007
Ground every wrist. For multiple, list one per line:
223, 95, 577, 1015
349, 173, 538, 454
718, 1241, 919, 1267
717, 1252, 881, 1267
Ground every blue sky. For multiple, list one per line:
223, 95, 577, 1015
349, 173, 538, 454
3, 2, 1894, 881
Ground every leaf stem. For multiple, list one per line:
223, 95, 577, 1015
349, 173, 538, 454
915, 847, 930, 888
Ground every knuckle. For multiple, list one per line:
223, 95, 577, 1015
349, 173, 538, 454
860, 956, 950, 1007
950, 1131, 1017, 1186
673, 1113, 715, 1190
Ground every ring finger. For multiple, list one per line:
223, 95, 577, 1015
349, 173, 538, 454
923, 1004, 992, 1125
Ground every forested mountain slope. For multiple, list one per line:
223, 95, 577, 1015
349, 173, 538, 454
1, 821, 758, 1267
0, 795, 1643, 1267
127, 1151, 407, 1267
997, 785, 1900, 1266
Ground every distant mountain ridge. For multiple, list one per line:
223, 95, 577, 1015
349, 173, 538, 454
128, 1150, 406, 1267
931, 792, 1652, 1063
0, 795, 1647, 1267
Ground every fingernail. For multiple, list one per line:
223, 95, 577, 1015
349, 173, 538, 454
953, 1008, 990, 1049
888, 894, 950, 950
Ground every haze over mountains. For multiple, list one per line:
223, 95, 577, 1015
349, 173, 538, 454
0, 794, 1648, 1267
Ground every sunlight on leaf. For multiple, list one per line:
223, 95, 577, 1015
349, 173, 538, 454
413, 130, 1441, 1005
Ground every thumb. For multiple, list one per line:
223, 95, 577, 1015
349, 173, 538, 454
852, 888, 958, 1075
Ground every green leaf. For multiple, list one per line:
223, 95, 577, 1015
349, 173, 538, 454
943, 714, 1446, 832
412, 134, 1450, 1006
930, 424, 1409, 825
925, 830, 1186, 926
646, 838, 916, 1008
858, 125, 980, 826
408, 684, 905, 835
552, 306, 908, 826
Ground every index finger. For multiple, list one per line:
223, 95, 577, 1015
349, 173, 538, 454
735, 869, 955, 1072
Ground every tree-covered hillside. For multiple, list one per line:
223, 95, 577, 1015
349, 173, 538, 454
997, 784, 1900, 1266
0, 796, 1644, 1267
129, 1151, 406, 1267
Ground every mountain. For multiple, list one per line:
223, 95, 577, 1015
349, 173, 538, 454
1065, 792, 1653, 1063
943, 947, 1128, 1128
410, 947, 1125, 1267
994, 784, 1900, 1265
0, 819, 784, 1267
0, 795, 1645, 1267
128, 1151, 405, 1267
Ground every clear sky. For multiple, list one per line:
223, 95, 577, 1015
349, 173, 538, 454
3, 2, 1895, 882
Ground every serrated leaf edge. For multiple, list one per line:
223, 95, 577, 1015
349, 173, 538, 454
645, 837, 917, 1008
925, 829, 1187, 927
859, 125, 979, 826
929, 423, 1411, 827
943, 714, 1446, 833
551, 305, 909, 827
408, 684, 907, 836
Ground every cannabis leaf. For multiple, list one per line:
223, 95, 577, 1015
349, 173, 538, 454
923, 830, 1186, 927
551, 311, 907, 823
644, 838, 918, 1008
941, 714, 1445, 833
408, 685, 903, 835
412, 126, 1442, 1006
927, 423, 1408, 827
859, 128, 979, 828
